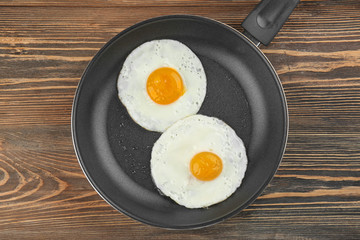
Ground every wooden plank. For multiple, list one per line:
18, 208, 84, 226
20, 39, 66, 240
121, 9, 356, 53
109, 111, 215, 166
2, 0, 260, 7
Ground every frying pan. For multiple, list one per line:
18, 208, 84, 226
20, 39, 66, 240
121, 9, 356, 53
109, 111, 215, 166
72, 0, 299, 229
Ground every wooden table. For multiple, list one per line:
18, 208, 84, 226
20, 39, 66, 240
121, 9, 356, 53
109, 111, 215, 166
1, 0, 359, 239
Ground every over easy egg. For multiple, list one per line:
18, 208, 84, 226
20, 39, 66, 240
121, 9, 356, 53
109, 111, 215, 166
151, 115, 248, 208
117, 39, 207, 132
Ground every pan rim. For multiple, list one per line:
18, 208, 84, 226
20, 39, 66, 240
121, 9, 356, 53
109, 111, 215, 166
71, 14, 289, 229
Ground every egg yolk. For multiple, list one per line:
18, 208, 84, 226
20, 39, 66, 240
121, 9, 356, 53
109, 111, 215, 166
190, 152, 223, 181
146, 67, 185, 105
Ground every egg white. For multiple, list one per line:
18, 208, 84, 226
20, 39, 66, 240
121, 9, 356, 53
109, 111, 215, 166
151, 114, 248, 208
117, 39, 206, 132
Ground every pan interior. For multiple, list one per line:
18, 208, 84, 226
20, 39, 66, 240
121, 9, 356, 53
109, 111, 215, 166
72, 16, 287, 229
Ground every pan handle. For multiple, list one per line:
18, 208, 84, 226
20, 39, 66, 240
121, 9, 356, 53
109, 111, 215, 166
241, 0, 300, 46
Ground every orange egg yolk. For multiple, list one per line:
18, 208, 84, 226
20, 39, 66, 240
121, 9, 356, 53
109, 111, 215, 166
146, 67, 185, 105
190, 152, 223, 181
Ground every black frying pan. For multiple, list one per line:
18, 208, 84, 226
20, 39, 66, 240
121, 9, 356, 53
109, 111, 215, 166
72, 0, 299, 229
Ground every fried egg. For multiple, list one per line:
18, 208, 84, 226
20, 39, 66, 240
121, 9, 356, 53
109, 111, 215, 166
151, 114, 247, 208
117, 39, 206, 132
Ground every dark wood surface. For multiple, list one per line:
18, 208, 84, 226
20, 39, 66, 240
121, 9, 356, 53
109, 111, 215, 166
1, 0, 360, 239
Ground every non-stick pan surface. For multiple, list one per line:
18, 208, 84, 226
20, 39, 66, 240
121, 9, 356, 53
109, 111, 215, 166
72, 15, 288, 229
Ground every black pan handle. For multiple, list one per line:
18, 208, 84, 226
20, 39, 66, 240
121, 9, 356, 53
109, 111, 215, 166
241, 0, 300, 46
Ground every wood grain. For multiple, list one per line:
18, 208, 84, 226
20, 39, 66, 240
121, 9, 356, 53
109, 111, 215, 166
1, 0, 360, 239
